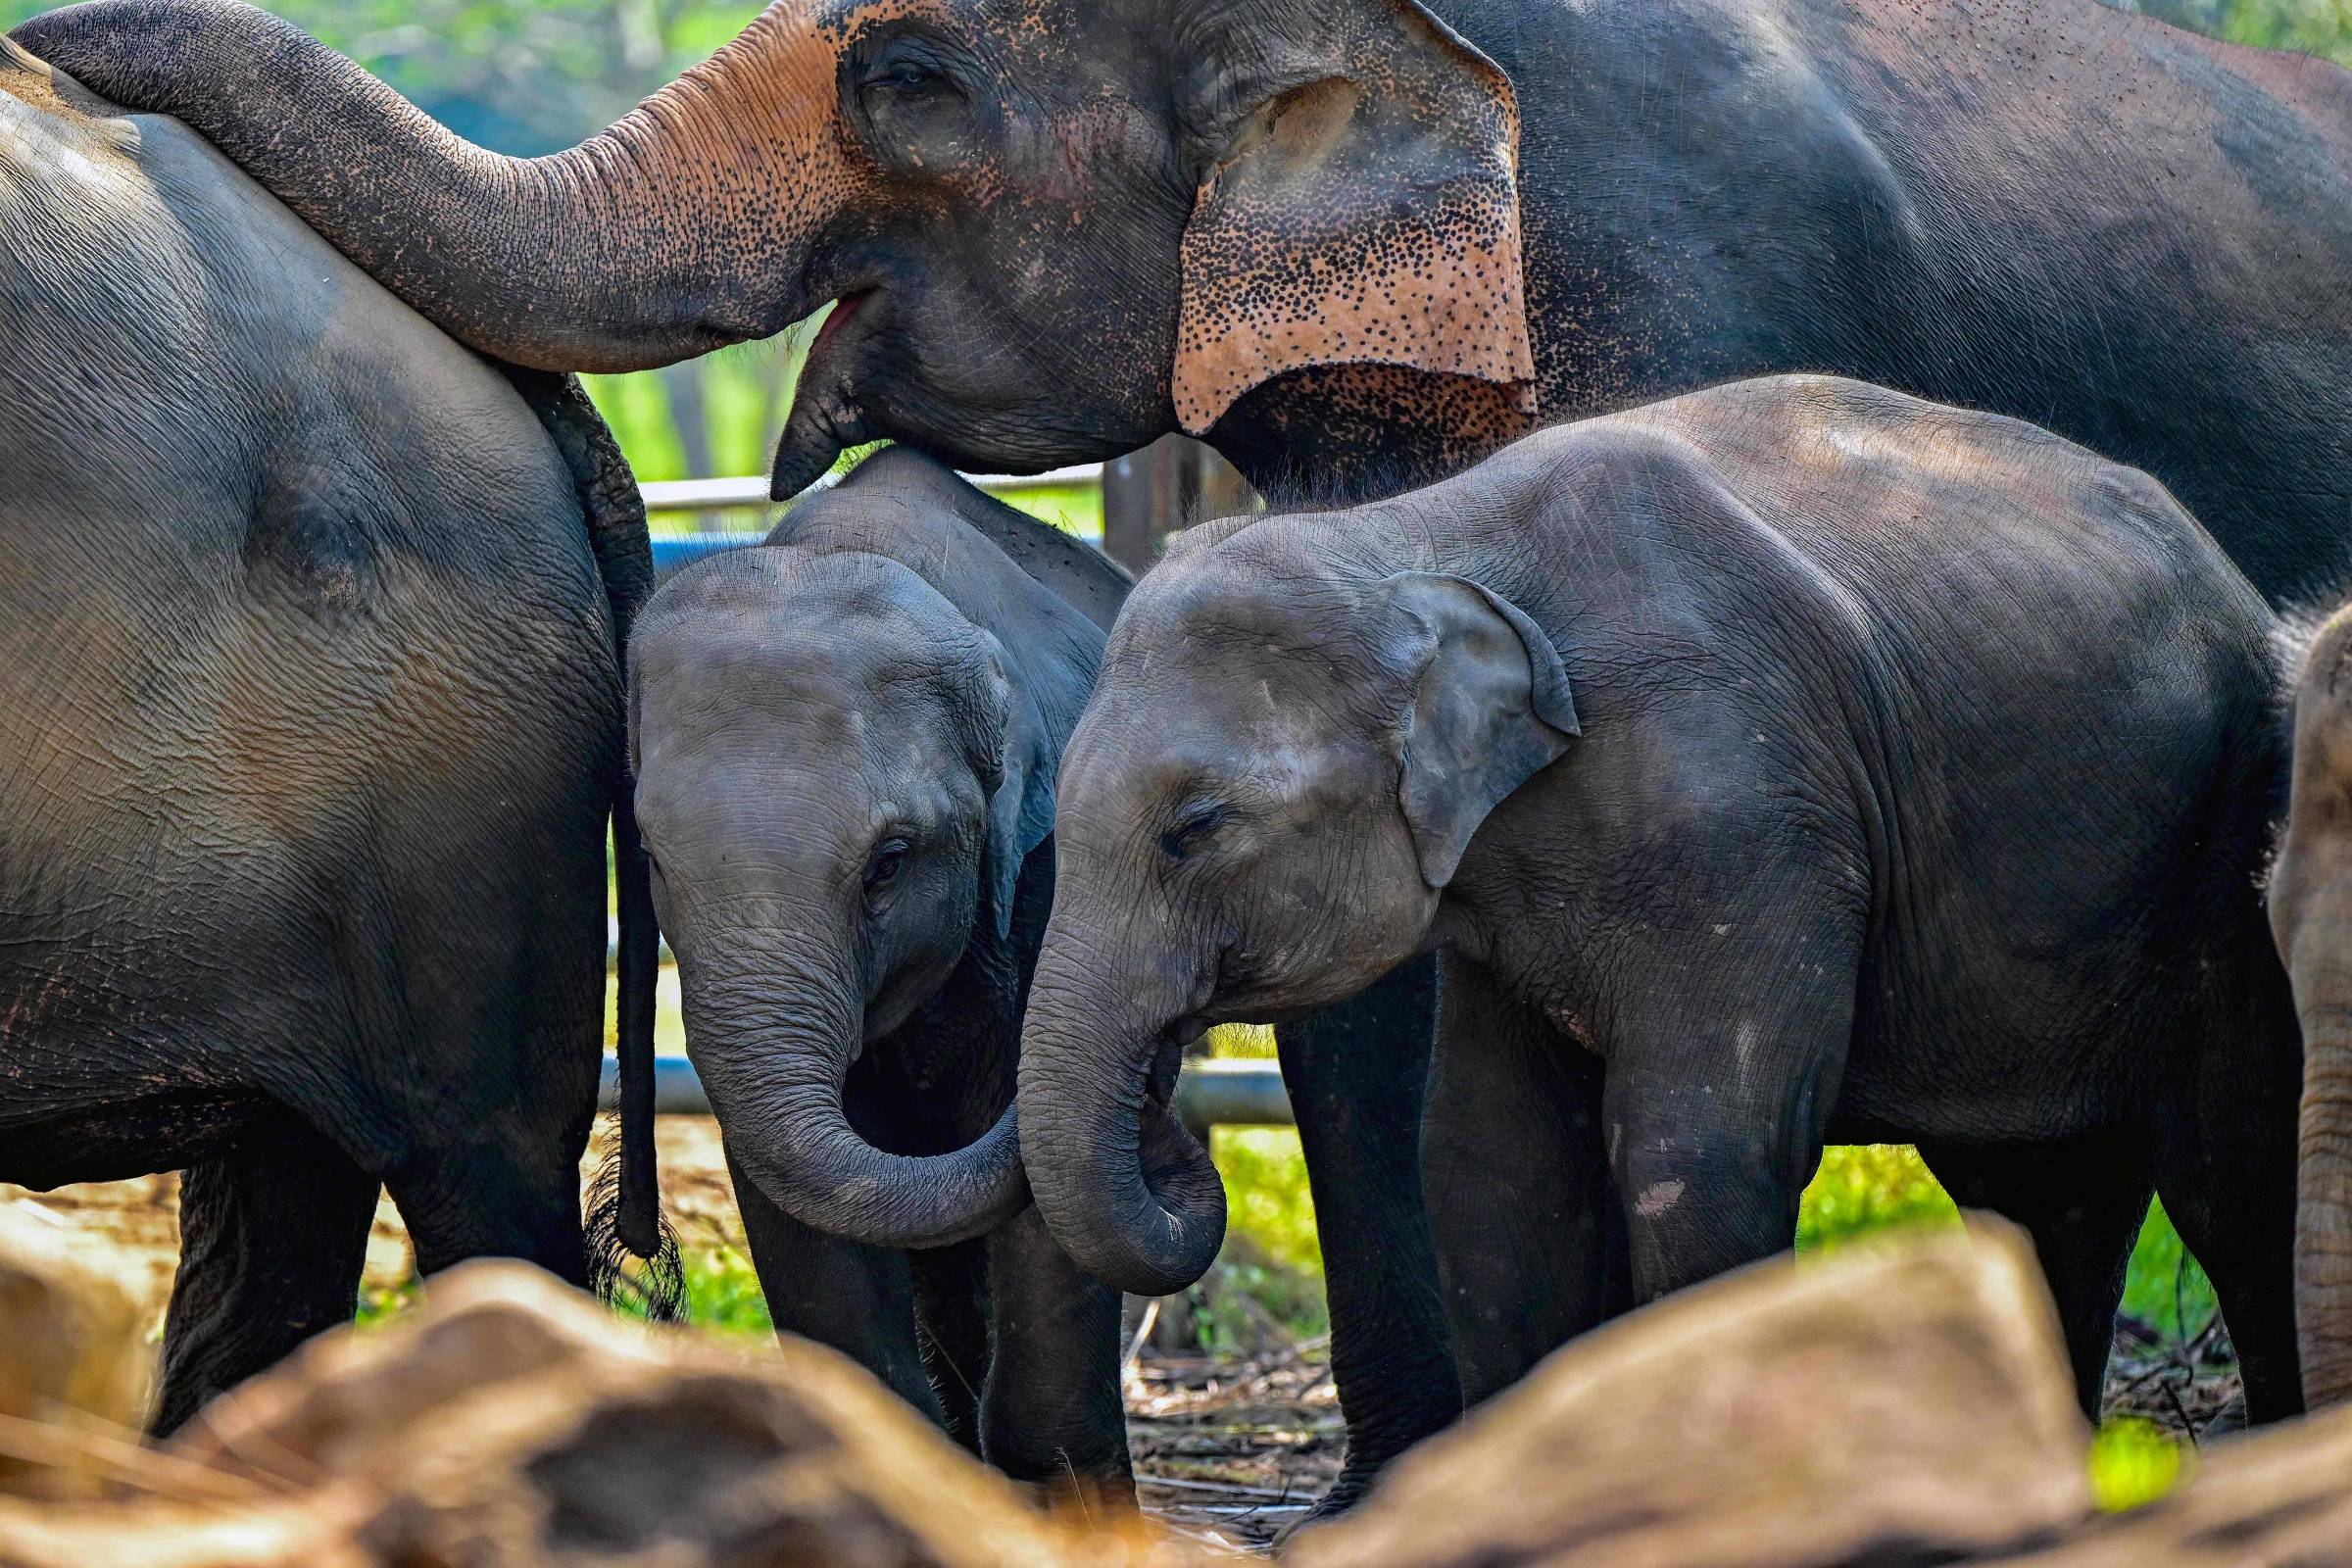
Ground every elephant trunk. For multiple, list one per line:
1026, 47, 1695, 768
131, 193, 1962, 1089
1017, 915, 1226, 1298
2275, 607, 2352, 1409
13, 0, 848, 371
2297, 986, 2352, 1407
683, 938, 1028, 1250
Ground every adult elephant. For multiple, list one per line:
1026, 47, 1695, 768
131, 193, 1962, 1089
0, 43, 671, 1433
22, 0, 2347, 1508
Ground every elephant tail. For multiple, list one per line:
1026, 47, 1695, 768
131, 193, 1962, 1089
503, 364, 685, 1324
588, 793, 685, 1322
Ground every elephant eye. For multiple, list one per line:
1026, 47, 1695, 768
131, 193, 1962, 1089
864, 838, 911, 896
860, 51, 953, 101
1161, 804, 1230, 863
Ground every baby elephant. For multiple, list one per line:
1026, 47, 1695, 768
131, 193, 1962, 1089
630, 447, 1132, 1494
1016, 374, 2303, 1423
2269, 609, 2352, 1410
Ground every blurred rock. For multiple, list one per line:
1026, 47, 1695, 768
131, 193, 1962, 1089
11, 1219, 2352, 1568
2007, 1401, 2352, 1565
0, 1202, 151, 1494
0, 1262, 1197, 1568
1287, 1225, 2096, 1568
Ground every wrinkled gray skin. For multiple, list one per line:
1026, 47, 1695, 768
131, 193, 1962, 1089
23, 0, 2351, 1517
630, 447, 1133, 1492
1021, 375, 2305, 1426
0, 48, 645, 1431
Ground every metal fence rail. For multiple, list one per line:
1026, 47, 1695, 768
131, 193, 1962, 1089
640, 463, 1103, 517
599, 1054, 1291, 1136
641, 463, 1110, 574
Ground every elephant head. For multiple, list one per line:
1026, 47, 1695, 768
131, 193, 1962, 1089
1018, 515, 1577, 1295
629, 487, 1077, 1247
2270, 603, 2352, 1408
13, 0, 1535, 494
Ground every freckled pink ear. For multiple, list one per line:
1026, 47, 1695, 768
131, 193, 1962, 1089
1172, 0, 1537, 436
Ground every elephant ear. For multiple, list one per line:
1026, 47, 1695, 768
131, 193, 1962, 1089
1380, 572, 1578, 889
951, 627, 1058, 942
1171, 0, 1537, 436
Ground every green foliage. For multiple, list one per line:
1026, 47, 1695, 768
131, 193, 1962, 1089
672, 1244, 775, 1336
1181, 1241, 1331, 1348
2118, 0, 2351, 64
583, 334, 811, 491
356, 1276, 421, 1327
1213, 1127, 1323, 1280
356, 1245, 771, 1336
1208, 1023, 1278, 1059
2088, 1417, 2190, 1510
2120, 1198, 2220, 1341
1797, 1145, 1962, 1252
0, 0, 769, 152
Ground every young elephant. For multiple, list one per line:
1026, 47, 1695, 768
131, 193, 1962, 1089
629, 447, 1133, 1493
1017, 374, 2304, 1424
2268, 611, 2352, 1409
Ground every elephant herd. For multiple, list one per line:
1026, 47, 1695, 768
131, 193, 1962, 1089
5, 0, 2352, 1533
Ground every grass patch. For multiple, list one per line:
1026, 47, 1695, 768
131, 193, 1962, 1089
356, 1277, 420, 1328
352, 1246, 771, 1338
2120, 1199, 2219, 1341
670, 1245, 774, 1338
2088, 1417, 2189, 1511
1212, 1128, 1322, 1281
1797, 1145, 1962, 1253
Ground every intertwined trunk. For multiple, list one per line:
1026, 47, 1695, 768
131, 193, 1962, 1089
1017, 902, 1227, 1298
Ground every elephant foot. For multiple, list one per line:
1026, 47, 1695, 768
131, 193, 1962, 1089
1272, 1461, 1382, 1549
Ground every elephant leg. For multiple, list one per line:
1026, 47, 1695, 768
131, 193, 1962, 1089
1601, 914, 1861, 1304
1424, 953, 1626, 1407
974, 1206, 1134, 1500
1916, 1134, 2152, 1416
158, 1111, 378, 1435
724, 1147, 945, 1430
390, 1137, 586, 1285
2154, 995, 2305, 1424
1275, 955, 1461, 1524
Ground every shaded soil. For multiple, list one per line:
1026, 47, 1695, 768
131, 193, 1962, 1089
1128, 1341, 1342, 1550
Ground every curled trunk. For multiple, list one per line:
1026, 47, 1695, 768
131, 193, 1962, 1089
683, 939, 1027, 1250
14, 0, 846, 371
1017, 929, 1226, 1298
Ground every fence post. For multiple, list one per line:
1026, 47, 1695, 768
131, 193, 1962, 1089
1100, 435, 1255, 576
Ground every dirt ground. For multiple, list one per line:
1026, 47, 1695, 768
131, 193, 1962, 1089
0, 1115, 1333, 1550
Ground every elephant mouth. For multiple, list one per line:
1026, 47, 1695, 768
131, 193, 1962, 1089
769, 289, 880, 501
809, 288, 875, 363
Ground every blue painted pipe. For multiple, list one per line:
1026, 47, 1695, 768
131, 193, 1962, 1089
651, 534, 762, 575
